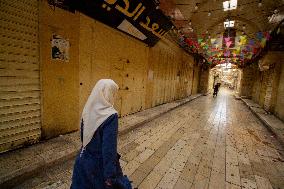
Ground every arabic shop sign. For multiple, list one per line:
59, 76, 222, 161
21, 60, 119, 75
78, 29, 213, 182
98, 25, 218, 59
73, 0, 173, 46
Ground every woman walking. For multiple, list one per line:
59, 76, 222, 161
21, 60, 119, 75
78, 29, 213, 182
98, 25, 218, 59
71, 79, 132, 189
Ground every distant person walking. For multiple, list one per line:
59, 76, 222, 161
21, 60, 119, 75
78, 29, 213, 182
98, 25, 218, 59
213, 83, 220, 97
71, 79, 132, 189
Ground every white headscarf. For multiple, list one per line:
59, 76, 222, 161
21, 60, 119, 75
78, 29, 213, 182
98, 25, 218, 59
81, 79, 119, 148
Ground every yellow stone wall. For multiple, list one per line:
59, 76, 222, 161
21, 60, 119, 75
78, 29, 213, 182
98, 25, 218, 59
239, 52, 284, 121
78, 14, 199, 116
39, 1, 80, 139
78, 14, 149, 117
198, 68, 210, 94
145, 38, 198, 108
192, 64, 201, 95
39, 4, 200, 137
239, 65, 256, 98
275, 61, 284, 120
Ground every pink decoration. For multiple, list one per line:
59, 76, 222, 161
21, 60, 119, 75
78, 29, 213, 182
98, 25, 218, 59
226, 41, 232, 48
224, 37, 231, 42
224, 37, 233, 48
265, 32, 271, 40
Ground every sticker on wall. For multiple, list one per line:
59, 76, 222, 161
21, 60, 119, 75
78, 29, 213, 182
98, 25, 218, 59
51, 34, 70, 62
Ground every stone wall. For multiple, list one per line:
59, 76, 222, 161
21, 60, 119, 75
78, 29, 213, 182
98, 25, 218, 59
79, 14, 200, 118
275, 61, 284, 120
239, 64, 257, 98
240, 52, 284, 121
39, 1, 80, 139
145, 38, 200, 109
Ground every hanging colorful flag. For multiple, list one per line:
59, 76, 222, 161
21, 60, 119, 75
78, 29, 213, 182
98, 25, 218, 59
240, 36, 247, 45
246, 45, 252, 51
224, 37, 231, 42
226, 41, 232, 48
264, 32, 271, 40
260, 38, 267, 48
247, 52, 253, 59
253, 47, 259, 54
249, 39, 255, 46
214, 38, 219, 45
236, 47, 241, 54
256, 32, 263, 40
210, 38, 216, 45
235, 36, 241, 46
223, 29, 236, 48
224, 50, 230, 57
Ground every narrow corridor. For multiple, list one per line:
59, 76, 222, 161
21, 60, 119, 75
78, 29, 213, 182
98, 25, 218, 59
14, 89, 284, 189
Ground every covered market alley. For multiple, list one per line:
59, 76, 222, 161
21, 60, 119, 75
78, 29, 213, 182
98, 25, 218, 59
0, 0, 284, 188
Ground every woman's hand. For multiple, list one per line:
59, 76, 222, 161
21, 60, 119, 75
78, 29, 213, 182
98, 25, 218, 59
105, 179, 112, 187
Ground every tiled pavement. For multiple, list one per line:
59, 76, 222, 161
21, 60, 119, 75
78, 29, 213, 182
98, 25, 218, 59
12, 89, 284, 189
0, 94, 202, 188
241, 98, 284, 147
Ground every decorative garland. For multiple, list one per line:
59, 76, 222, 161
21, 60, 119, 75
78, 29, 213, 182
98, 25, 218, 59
173, 30, 271, 66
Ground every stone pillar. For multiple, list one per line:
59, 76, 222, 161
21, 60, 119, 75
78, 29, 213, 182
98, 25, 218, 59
198, 68, 210, 94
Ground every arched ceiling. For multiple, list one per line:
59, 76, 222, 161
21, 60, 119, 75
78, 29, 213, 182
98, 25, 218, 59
159, 0, 284, 67
167, 0, 283, 35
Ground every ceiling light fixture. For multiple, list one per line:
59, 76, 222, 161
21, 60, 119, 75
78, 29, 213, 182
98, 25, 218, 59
268, 10, 284, 23
223, 0, 237, 11
195, 3, 199, 10
224, 20, 235, 28
208, 11, 211, 16
274, 9, 279, 14
258, 0, 262, 7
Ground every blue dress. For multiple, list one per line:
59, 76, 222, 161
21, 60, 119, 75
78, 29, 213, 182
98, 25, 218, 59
71, 113, 123, 189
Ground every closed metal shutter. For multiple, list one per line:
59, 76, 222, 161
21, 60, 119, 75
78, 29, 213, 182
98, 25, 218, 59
0, 0, 41, 153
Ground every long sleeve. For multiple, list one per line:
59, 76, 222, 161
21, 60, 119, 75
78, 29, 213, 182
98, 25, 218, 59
102, 114, 118, 181
116, 153, 123, 177
80, 119, 84, 143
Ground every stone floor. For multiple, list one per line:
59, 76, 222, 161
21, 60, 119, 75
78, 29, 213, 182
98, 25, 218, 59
13, 89, 284, 189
